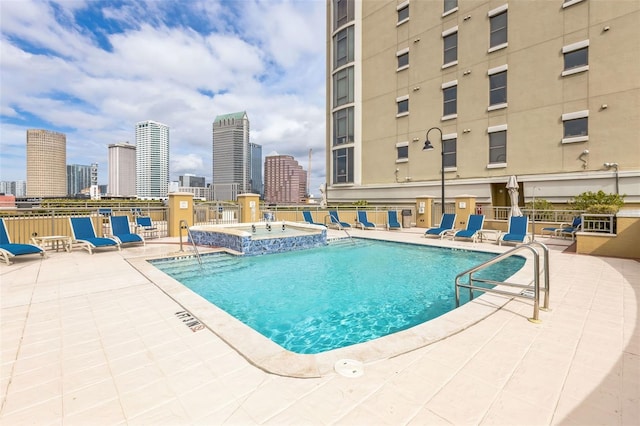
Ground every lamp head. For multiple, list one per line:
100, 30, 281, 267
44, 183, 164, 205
423, 140, 435, 151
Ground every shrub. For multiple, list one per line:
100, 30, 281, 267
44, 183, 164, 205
570, 190, 625, 213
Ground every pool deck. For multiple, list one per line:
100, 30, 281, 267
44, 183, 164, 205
1, 227, 638, 425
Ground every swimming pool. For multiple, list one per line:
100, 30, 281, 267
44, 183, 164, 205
150, 239, 525, 354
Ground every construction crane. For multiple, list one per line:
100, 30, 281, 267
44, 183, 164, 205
307, 148, 312, 196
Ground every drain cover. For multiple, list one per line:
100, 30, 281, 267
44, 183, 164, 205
334, 359, 364, 378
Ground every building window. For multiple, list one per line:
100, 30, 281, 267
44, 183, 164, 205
397, 49, 409, 70
333, 147, 354, 183
489, 67, 507, 108
334, 26, 354, 68
488, 126, 507, 165
334, 0, 354, 30
396, 142, 409, 161
443, 28, 458, 66
443, 136, 457, 168
562, 40, 589, 76
333, 107, 354, 146
562, 110, 589, 143
442, 81, 457, 118
397, 96, 409, 116
397, 1, 409, 24
489, 6, 508, 50
333, 67, 354, 107
444, 0, 458, 15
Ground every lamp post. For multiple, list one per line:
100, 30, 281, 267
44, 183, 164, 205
423, 127, 445, 214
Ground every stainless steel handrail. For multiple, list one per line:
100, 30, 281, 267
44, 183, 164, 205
455, 242, 550, 323
179, 219, 202, 266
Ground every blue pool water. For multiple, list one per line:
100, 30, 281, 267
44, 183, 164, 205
151, 239, 525, 354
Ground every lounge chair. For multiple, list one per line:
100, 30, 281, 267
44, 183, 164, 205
542, 216, 582, 241
302, 211, 324, 226
356, 211, 376, 229
425, 213, 457, 238
70, 217, 120, 254
135, 216, 158, 238
0, 218, 46, 265
109, 216, 145, 246
453, 214, 485, 242
387, 210, 402, 230
499, 216, 531, 245
329, 210, 351, 229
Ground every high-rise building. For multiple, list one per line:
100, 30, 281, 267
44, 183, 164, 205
26, 129, 66, 198
179, 174, 206, 187
325, 0, 640, 205
212, 111, 250, 200
0, 181, 26, 197
67, 164, 93, 196
108, 142, 136, 197
264, 153, 308, 204
135, 120, 170, 199
249, 142, 263, 196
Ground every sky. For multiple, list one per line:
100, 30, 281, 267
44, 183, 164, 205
0, 0, 327, 196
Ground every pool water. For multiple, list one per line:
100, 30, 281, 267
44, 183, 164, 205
151, 239, 525, 354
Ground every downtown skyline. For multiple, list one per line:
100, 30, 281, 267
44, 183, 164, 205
0, 0, 326, 195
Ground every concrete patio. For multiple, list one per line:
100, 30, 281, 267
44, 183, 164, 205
1, 228, 638, 425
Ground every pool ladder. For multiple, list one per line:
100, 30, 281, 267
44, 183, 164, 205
454, 241, 550, 323
179, 220, 202, 266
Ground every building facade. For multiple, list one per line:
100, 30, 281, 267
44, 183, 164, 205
26, 129, 67, 198
212, 111, 250, 201
179, 174, 206, 187
135, 121, 170, 199
108, 142, 136, 197
249, 142, 263, 196
325, 0, 640, 206
0, 181, 26, 197
264, 153, 308, 204
66, 164, 93, 197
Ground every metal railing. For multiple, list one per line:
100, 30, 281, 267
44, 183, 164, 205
455, 241, 550, 323
179, 219, 202, 266
490, 206, 584, 223
581, 213, 615, 234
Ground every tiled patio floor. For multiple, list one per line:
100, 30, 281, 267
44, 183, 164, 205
1, 228, 638, 425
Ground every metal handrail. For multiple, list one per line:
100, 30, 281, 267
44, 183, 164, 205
455, 242, 550, 323
179, 220, 202, 266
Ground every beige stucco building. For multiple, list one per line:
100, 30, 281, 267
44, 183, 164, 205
26, 129, 67, 198
325, 0, 640, 207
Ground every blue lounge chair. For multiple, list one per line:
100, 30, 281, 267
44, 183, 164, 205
453, 214, 485, 242
356, 211, 376, 229
387, 210, 402, 230
110, 216, 145, 246
329, 210, 351, 229
499, 216, 531, 245
0, 218, 45, 265
542, 216, 582, 241
302, 211, 324, 226
135, 216, 158, 238
425, 213, 457, 238
70, 217, 120, 254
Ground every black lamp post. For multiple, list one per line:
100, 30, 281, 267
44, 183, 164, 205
423, 127, 445, 213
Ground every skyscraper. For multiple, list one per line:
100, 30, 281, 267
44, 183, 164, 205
26, 129, 66, 198
264, 153, 307, 204
249, 142, 263, 196
212, 111, 250, 200
67, 164, 93, 196
108, 142, 136, 197
135, 121, 169, 199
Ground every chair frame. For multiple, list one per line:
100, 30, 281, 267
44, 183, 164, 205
425, 213, 457, 238
302, 211, 324, 226
386, 210, 402, 230
329, 210, 351, 230
452, 214, 486, 242
135, 216, 159, 239
356, 211, 377, 230
499, 216, 531, 245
